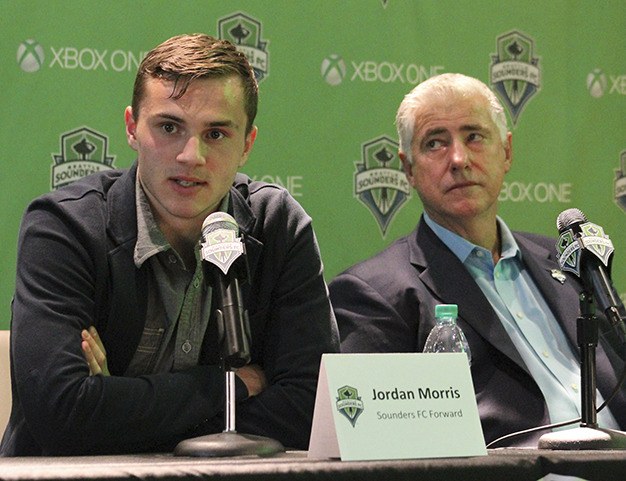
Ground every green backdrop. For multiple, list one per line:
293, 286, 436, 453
1, 0, 625, 330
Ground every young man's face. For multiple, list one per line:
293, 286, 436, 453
125, 75, 257, 235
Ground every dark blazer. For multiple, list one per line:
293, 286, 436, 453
1, 164, 339, 456
329, 216, 626, 446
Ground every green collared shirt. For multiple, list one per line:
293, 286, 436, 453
124, 179, 228, 375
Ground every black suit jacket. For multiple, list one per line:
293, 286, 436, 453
1, 164, 338, 456
329, 216, 626, 446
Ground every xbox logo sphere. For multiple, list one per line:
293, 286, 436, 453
586, 68, 607, 98
321, 54, 346, 86
17, 39, 45, 73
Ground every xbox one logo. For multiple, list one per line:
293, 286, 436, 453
587, 68, 607, 98
17, 39, 45, 73
321, 54, 346, 86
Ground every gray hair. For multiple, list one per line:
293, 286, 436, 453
395, 73, 508, 164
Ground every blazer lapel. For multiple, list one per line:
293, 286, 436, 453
514, 234, 581, 353
102, 163, 146, 374
230, 175, 263, 286
410, 219, 529, 371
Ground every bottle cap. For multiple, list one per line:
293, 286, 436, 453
435, 304, 458, 318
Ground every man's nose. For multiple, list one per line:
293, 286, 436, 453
177, 136, 206, 164
449, 140, 469, 170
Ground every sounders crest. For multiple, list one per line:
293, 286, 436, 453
201, 228, 244, 276
354, 135, 410, 237
336, 385, 365, 428
218, 12, 269, 82
556, 222, 614, 277
490, 30, 541, 126
51, 126, 116, 190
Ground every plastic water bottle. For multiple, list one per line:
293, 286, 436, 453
423, 304, 471, 364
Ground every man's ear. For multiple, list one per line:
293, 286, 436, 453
400, 151, 417, 187
238, 125, 258, 168
124, 106, 138, 151
503, 131, 513, 173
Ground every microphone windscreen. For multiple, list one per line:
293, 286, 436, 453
556, 208, 587, 232
202, 212, 239, 238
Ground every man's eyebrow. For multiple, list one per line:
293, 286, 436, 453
422, 127, 447, 138
460, 123, 486, 132
154, 113, 239, 129
422, 124, 486, 137
205, 119, 238, 129
154, 113, 184, 123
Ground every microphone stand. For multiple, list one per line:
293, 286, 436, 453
538, 291, 626, 450
174, 367, 285, 457
174, 309, 284, 457
175, 224, 284, 457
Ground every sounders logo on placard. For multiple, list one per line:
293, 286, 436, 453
354, 136, 410, 237
336, 386, 365, 428
490, 30, 541, 126
17, 39, 45, 72
51, 126, 116, 190
614, 150, 626, 212
218, 12, 269, 82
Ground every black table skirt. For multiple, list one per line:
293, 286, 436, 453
1, 448, 626, 481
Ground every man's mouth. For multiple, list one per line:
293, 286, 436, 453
172, 177, 205, 187
449, 181, 477, 191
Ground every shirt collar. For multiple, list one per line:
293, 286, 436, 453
134, 180, 168, 268
423, 212, 521, 264
133, 179, 231, 268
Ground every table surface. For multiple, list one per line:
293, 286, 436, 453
1, 448, 626, 481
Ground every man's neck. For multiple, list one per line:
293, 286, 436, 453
426, 211, 501, 262
158, 220, 202, 268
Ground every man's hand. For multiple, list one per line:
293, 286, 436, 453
236, 364, 267, 397
81, 326, 110, 376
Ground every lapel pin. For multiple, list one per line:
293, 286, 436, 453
551, 269, 566, 284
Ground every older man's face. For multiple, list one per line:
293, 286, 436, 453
402, 92, 512, 233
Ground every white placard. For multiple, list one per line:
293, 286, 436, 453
308, 353, 486, 461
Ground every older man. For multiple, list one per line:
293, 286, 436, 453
329, 73, 626, 447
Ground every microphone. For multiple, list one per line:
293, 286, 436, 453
174, 213, 284, 457
200, 212, 251, 370
556, 208, 626, 341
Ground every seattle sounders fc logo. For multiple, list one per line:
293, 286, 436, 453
556, 222, 613, 277
336, 386, 364, 427
218, 12, 269, 82
201, 226, 245, 276
490, 30, 541, 126
354, 136, 410, 237
51, 126, 116, 190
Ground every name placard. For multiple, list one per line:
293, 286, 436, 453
308, 353, 486, 461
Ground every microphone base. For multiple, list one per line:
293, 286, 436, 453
538, 426, 626, 450
173, 431, 285, 458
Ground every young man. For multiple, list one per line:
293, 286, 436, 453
329, 73, 626, 447
1, 34, 338, 456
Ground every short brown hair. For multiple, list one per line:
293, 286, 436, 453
131, 33, 258, 134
